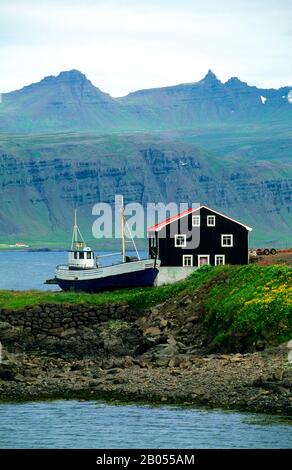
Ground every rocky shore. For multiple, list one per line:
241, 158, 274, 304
0, 296, 291, 416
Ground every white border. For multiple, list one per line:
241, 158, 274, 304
215, 254, 225, 265
175, 234, 187, 247
183, 254, 193, 267
221, 234, 233, 247
192, 215, 200, 227
207, 215, 216, 227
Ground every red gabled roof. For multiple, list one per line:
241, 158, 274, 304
147, 205, 252, 232
147, 208, 194, 232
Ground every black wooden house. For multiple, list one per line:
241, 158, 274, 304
148, 205, 252, 267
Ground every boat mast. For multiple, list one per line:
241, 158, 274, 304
121, 205, 126, 263
116, 194, 140, 262
71, 208, 85, 249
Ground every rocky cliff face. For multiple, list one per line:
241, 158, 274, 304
0, 133, 291, 245
0, 70, 291, 245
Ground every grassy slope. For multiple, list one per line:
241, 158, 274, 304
0, 265, 291, 348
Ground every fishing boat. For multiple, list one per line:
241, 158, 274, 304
47, 202, 160, 292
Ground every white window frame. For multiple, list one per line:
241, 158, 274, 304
198, 254, 210, 266
221, 234, 233, 247
192, 215, 201, 227
183, 255, 193, 267
175, 234, 187, 248
215, 254, 225, 266
207, 215, 216, 227
150, 235, 156, 248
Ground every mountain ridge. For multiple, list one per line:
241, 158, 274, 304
0, 69, 291, 133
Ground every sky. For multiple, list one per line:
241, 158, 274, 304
0, 0, 291, 96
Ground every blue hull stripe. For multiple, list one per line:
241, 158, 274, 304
56, 268, 159, 292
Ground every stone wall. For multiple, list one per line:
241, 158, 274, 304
0, 303, 143, 358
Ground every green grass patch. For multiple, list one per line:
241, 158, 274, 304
0, 264, 291, 349
0, 264, 220, 311
202, 264, 292, 348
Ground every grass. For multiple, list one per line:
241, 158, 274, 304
0, 264, 291, 349
202, 264, 292, 348
0, 281, 188, 311
0, 264, 220, 311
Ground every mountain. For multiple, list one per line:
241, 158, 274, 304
0, 69, 291, 132
0, 70, 138, 133
0, 70, 291, 247
119, 69, 292, 129
0, 132, 291, 247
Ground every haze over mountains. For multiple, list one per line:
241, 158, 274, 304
0, 70, 291, 247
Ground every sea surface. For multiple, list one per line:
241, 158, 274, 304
0, 401, 291, 449
0, 250, 147, 291
0, 251, 291, 449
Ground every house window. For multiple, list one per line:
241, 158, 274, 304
198, 255, 210, 267
175, 234, 187, 247
215, 255, 225, 265
183, 255, 193, 267
207, 215, 216, 226
192, 215, 200, 227
221, 234, 233, 247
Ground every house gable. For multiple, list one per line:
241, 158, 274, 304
148, 205, 252, 267
147, 205, 252, 233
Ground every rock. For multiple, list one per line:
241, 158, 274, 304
160, 319, 168, 328
153, 336, 179, 357
60, 328, 77, 338
168, 357, 180, 368
179, 361, 191, 369
106, 367, 123, 375
14, 374, 27, 382
49, 327, 64, 336
179, 295, 192, 306
0, 361, 18, 381
230, 356, 243, 362
144, 327, 161, 337
151, 308, 159, 316
121, 356, 134, 367
188, 314, 200, 323
80, 327, 96, 341
155, 358, 170, 367
0, 321, 21, 341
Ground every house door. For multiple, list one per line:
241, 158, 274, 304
198, 255, 210, 267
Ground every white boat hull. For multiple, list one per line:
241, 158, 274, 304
55, 259, 160, 292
